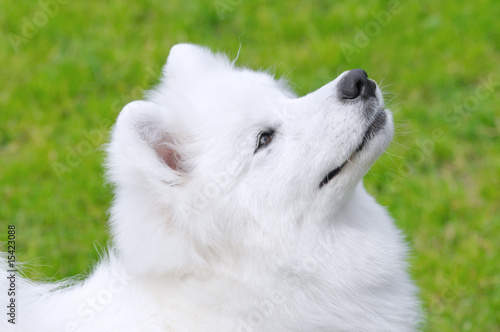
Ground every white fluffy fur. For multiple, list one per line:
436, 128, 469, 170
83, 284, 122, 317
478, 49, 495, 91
1, 44, 421, 331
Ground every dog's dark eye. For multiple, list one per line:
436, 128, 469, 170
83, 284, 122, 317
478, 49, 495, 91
255, 130, 274, 153
259, 133, 272, 146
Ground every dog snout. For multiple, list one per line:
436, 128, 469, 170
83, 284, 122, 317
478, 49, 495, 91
338, 69, 376, 100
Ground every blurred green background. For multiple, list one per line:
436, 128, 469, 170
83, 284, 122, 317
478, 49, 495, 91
1, 0, 499, 330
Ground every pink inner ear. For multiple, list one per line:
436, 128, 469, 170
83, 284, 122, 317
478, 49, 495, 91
154, 143, 182, 172
133, 116, 185, 173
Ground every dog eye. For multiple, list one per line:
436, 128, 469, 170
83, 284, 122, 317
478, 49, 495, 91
255, 130, 274, 153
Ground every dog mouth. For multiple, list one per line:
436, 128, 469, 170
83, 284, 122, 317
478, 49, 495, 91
319, 109, 387, 189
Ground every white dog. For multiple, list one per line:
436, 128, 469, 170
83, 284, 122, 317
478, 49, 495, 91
2, 44, 421, 331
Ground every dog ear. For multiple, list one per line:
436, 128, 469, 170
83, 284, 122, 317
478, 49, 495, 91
107, 101, 208, 276
107, 100, 186, 187
125, 101, 184, 171
162, 43, 232, 79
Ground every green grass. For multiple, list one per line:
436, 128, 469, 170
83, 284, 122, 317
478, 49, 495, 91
1, 0, 499, 330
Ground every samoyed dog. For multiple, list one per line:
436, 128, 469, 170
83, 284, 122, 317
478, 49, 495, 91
2, 44, 421, 331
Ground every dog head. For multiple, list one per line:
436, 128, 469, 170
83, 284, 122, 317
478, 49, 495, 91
107, 44, 393, 275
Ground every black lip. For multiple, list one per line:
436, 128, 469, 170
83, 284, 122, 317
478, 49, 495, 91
355, 110, 386, 153
319, 110, 387, 189
319, 161, 347, 188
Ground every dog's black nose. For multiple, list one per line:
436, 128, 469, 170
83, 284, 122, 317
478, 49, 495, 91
338, 69, 376, 100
